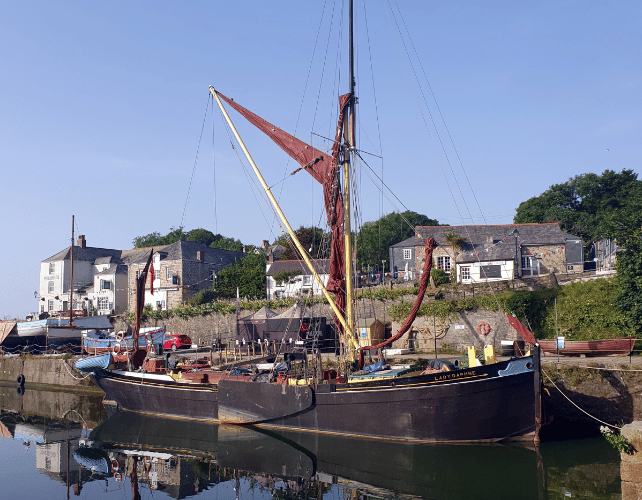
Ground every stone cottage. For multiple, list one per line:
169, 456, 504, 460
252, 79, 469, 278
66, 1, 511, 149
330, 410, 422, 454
389, 223, 584, 284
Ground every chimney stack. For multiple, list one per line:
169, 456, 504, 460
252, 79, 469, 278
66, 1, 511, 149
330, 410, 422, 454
77, 235, 86, 248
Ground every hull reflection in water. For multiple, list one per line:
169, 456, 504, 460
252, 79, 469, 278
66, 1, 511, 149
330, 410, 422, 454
82, 410, 545, 499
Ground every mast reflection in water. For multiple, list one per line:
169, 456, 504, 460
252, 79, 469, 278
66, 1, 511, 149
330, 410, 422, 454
0, 386, 623, 499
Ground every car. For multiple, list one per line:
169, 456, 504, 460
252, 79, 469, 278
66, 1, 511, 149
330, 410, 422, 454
163, 334, 193, 352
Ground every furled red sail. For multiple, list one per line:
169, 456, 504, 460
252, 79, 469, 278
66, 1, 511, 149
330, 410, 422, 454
215, 91, 351, 330
358, 237, 437, 368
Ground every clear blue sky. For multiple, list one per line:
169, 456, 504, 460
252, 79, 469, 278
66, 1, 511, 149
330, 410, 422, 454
1, 0, 640, 319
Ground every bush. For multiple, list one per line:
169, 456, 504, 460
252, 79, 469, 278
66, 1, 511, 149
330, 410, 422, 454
190, 289, 217, 306
431, 268, 449, 286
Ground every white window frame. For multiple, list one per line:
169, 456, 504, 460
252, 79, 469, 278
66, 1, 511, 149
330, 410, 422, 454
437, 256, 451, 273
403, 249, 412, 260
166, 267, 173, 280
49, 262, 55, 274
97, 297, 109, 310
48, 300, 54, 311
521, 256, 539, 276
101, 280, 111, 290
461, 266, 471, 282
48, 281, 55, 293
302, 275, 312, 286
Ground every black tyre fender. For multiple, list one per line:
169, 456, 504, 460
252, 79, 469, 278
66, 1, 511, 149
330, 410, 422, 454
16, 374, 25, 386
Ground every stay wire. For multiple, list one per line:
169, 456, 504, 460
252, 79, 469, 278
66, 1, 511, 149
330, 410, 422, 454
385, 1, 504, 310
392, 0, 487, 226
181, 94, 212, 229
387, 1, 475, 225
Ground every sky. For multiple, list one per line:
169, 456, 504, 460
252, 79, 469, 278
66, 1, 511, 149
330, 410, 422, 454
1, 0, 640, 319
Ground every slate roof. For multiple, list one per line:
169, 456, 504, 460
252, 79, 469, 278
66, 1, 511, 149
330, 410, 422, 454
392, 223, 582, 264
43, 246, 124, 263
96, 264, 128, 276
43, 240, 244, 269
266, 259, 330, 276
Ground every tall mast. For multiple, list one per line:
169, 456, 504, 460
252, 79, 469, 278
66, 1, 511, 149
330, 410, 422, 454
342, 0, 356, 341
69, 215, 74, 326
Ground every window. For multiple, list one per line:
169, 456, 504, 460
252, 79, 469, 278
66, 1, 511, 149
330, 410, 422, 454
101, 280, 111, 290
302, 275, 312, 286
480, 265, 502, 279
403, 249, 412, 260
97, 297, 109, 310
48, 281, 54, 293
49, 262, 55, 274
522, 256, 539, 276
166, 267, 173, 280
461, 267, 471, 281
48, 300, 54, 311
437, 256, 451, 273
135, 270, 141, 280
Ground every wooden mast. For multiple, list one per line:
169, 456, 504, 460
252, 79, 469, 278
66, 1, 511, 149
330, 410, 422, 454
342, 0, 356, 349
69, 215, 74, 326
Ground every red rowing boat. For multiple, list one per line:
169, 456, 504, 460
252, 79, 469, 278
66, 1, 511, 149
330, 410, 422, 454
538, 337, 636, 356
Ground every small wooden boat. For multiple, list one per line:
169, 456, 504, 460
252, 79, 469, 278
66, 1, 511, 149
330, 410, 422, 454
538, 337, 636, 356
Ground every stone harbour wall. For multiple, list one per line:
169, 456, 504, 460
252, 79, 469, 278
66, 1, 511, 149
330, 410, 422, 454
392, 310, 523, 352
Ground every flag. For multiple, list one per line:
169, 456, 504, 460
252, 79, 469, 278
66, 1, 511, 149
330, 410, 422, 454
150, 265, 155, 295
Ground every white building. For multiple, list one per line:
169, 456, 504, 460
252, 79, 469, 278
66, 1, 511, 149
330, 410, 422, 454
266, 259, 330, 300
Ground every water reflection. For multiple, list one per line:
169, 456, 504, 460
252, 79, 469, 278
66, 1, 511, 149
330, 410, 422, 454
0, 384, 623, 499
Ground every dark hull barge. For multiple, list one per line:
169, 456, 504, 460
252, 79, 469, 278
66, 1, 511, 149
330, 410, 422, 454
91, 351, 539, 443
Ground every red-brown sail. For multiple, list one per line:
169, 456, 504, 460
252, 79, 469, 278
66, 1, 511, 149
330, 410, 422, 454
215, 91, 351, 329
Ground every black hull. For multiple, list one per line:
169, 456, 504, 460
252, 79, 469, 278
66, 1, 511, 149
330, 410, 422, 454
219, 356, 537, 443
93, 354, 538, 443
92, 371, 218, 421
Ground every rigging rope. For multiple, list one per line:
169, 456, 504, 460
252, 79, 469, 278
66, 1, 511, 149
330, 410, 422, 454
181, 95, 212, 229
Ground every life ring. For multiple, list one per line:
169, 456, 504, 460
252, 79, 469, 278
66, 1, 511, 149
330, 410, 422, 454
110, 459, 119, 471
148, 345, 156, 355
476, 322, 491, 336
114, 472, 123, 481
116, 331, 125, 341
300, 322, 308, 333
114, 343, 121, 354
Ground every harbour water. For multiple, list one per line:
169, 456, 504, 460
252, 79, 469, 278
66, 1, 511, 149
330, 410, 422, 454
0, 383, 622, 500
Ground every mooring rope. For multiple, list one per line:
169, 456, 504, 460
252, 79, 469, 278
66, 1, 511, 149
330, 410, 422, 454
541, 368, 620, 430
62, 359, 93, 380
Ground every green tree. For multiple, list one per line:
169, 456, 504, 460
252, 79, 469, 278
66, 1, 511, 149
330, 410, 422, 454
132, 227, 186, 248
274, 226, 330, 260
185, 228, 217, 246
132, 231, 165, 248
357, 211, 439, 271
215, 251, 266, 299
210, 235, 244, 252
615, 229, 642, 337
514, 169, 642, 243
133, 227, 245, 251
